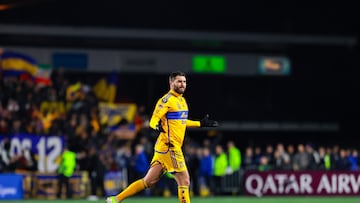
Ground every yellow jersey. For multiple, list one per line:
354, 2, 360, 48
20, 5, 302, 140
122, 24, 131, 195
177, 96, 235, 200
149, 90, 200, 153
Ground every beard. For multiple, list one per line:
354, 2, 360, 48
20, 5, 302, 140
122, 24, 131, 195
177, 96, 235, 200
174, 86, 185, 94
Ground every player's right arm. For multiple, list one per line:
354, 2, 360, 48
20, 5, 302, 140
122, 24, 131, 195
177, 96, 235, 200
149, 99, 169, 132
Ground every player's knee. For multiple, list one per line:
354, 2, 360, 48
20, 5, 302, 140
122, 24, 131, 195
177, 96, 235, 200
144, 178, 158, 188
179, 178, 190, 186
185, 178, 190, 186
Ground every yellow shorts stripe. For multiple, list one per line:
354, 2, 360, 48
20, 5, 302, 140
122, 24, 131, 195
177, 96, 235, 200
170, 150, 178, 169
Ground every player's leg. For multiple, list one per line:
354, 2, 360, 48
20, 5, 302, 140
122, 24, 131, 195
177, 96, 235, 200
173, 170, 191, 203
170, 150, 191, 203
57, 174, 64, 198
65, 176, 72, 198
142, 161, 164, 187
106, 163, 163, 203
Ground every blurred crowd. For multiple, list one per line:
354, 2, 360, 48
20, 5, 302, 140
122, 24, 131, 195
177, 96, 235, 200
1, 69, 360, 198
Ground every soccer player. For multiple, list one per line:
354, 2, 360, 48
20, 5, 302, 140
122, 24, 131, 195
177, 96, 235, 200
106, 71, 218, 203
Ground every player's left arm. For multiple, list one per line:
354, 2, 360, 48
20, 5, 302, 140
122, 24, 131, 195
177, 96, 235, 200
186, 114, 219, 128
186, 119, 201, 128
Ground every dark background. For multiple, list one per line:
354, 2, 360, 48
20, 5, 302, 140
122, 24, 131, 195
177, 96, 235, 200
0, 1, 359, 36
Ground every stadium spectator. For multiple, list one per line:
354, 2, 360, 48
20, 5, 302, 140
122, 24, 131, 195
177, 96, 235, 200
0, 117, 9, 135
274, 143, 291, 170
133, 144, 149, 178
227, 140, 241, 173
348, 149, 359, 171
264, 144, 274, 167
186, 142, 201, 196
336, 149, 351, 170
86, 145, 106, 200
331, 145, 340, 169
199, 147, 214, 196
57, 145, 76, 199
213, 144, 228, 195
253, 146, 262, 166
115, 144, 132, 172
318, 146, 327, 170
306, 143, 320, 170
287, 144, 295, 168
258, 155, 272, 171
243, 147, 256, 170
293, 144, 310, 171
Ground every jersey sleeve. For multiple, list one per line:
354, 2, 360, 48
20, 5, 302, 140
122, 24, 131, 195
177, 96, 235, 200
186, 119, 201, 128
149, 99, 169, 130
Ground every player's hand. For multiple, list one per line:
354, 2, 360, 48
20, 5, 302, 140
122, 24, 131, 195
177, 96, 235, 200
200, 114, 219, 127
149, 121, 165, 138
155, 123, 165, 133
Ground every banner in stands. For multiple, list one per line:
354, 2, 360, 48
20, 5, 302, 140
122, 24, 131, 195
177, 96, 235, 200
40, 101, 72, 114
99, 102, 137, 126
0, 174, 23, 199
244, 171, 360, 196
0, 134, 64, 172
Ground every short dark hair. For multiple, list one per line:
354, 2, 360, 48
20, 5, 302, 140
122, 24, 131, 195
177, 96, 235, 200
169, 71, 186, 81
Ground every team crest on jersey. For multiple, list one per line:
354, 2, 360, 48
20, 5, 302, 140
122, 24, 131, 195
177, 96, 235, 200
177, 103, 181, 109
